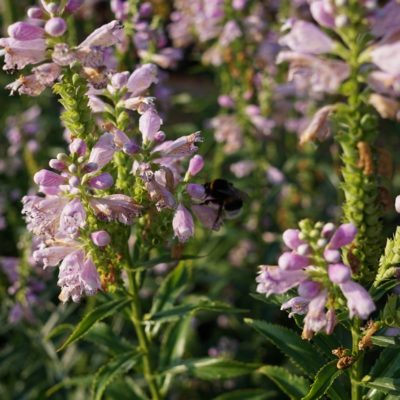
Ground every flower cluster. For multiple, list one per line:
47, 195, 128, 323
22, 134, 140, 303
278, 1, 400, 143
0, 0, 124, 95
256, 219, 376, 339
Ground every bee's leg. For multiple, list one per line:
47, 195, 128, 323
213, 204, 224, 230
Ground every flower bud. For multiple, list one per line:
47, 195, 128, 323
42, 2, 59, 15
139, 2, 153, 18
111, 71, 130, 89
324, 248, 340, 263
298, 280, 320, 299
8, 22, 44, 40
68, 176, 80, 187
139, 109, 162, 143
91, 230, 111, 247
329, 223, 357, 249
218, 95, 235, 108
69, 139, 87, 156
49, 159, 66, 171
328, 263, 351, 284
322, 222, 336, 238
297, 243, 311, 256
396, 195, 400, 213
186, 183, 206, 200
27, 6, 44, 19
154, 131, 166, 143
88, 172, 114, 190
83, 162, 98, 173
45, 18, 67, 37
172, 203, 194, 242
34, 169, 66, 187
57, 152, 69, 162
123, 141, 140, 155
68, 164, 77, 174
65, 0, 84, 13
278, 252, 309, 270
187, 155, 204, 176
232, 0, 247, 10
325, 309, 336, 334
282, 229, 303, 250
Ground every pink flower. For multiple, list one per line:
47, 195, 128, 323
59, 199, 86, 237
277, 51, 349, 94
34, 169, 66, 187
89, 194, 141, 224
187, 155, 204, 176
0, 38, 46, 70
371, 33, 400, 76
282, 229, 304, 250
152, 132, 202, 158
45, 18, 67, 37
186, 183, 206, 200
78, 20, 124, 48
256, 265, 306, 296
328, 223, 357, 249
191, 204, 222, 231
7, 22, 44, 40
126, 63, 158, 96
281, 296, 309, 317
310, 1, 335, 28
88, 173, 114, 190
57, 251, 102, 303
339, 281, 376, 319
328, 263, 351, 284
302, 290, 328, 338
88, 133, 116, 170
280, 21, 334, 54
139, 109, 162, 143
33, 243, 78, 268
91, 230, 111, 247
173, 203, 195, 242
278, 251, 309, 270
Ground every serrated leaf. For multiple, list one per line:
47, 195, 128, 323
258, 365, 309, 399
245, 319, 324, 376
150, 262, 191, 315
91, 351, 141, 400
301, 360, 343, 400
213, 388, 277, 400
58, 298, 131, 352
363, 378, 400, 396
370, 280, 399, 301
365, 347, 400, 399
165, 358, 260, 380
371, 336, 400, 348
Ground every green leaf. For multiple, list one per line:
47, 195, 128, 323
148, 300, 246, 323
213, 388, 277, 400
370, 280, 399, 301
371, 336, 400, 348
150, 262, 191, 315
46, 376, 92, 397
91, 351, 141, 400
258, 365, 309, 399
57, 298, 131, 351
364, 348, 400, 399
83, 322, 134, 355
363, 378, 400, 396
301, 360, 343, 400
46, 323, 74, 340
165, 358, 260, 380
160, 316, 192, 369
245, 319, 324, 376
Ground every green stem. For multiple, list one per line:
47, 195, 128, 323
350, 321, 363, 400
126, 261, 162, 400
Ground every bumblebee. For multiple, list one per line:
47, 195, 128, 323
203, 179, 246, 227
